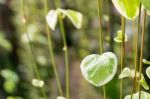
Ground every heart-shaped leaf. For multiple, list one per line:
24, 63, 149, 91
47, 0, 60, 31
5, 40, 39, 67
112, 0, 140, 20
141, 0, 150, 11
146, 66, 150, 79
63, 10, 83, 29
124, 91, 150, 99
119, 67, 131, 79
46, 10, 58, 31
80, 52, 118, 86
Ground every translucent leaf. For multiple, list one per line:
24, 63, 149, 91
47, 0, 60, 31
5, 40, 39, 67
114, 30, 127, 43
146, 66, 150, 79
141, 0, 150, 11
112, 0, 140, 20
139, 75, 149, 90
143, 59, 150, 65
80, 52, 118, 86
46, 10, 58, 30
124, 91, 150, 99
62, 9, 83, 29
57, 96, 66, 99
32, 79, 44, 87
119, 67, 131, 79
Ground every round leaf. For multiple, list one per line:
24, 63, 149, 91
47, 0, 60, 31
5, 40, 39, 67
112, 0, 140, 20
80, 52, 118, 86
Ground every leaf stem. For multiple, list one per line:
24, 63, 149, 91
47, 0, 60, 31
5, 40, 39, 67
21, 0, 47, 98
54, 0, 70, 98
131, 4, 142, 99
138, 9, 147, 99
120, 16, 126, 99
58, 15, 70, 99
97, 0, 106, 99
44, 0, 63, 96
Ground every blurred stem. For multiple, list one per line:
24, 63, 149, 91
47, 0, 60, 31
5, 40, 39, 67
58, 15, 69, 99
120, 16, 125, 99
97, 0, 106, 99
44, 0, 63, 96
21, 0, 47, 98
131, 4, 142, 99
138, 9, 147, 99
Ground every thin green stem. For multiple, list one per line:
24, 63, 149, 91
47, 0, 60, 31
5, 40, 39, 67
44, 0, 63, 96
21, 0, 47, 98
120, 16, 125, 99
131, 4, 142, 99
97, 0, 106, 99
138, 9, 147, 99
54, 0, 70, 98
58, 15, 69, 99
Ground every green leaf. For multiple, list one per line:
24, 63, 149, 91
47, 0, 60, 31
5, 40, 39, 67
143, 59, 150, 65
63, 9, 83, 29
80, 52, 118, 86
112, 0, 140, 20
139, 75, 149, 90
141, 0, 150, 11
146, 66, 150, 79
4, 80, 16, 93
119, 67, 131, 79
46, 10, 58, 30
124, 91, 150, 99
1, 69, 19, 82
114, 30, 127, 43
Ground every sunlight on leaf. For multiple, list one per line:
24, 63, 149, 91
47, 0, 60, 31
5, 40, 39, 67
119, 67, 131, 79
57, 96, 66, 99
112, 0, 140, 20
124, 91, 150, 99
114, 30, 127, 43
46, 10, 58, 30
146, 66, 150, 79
32, 79, 44, 87
80, 52, 118, 86
63, 10, 83, 29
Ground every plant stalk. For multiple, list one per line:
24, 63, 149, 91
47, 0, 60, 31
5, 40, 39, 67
120, 16, 126, 99
58, 15, 69, 99
131, 4, 142, 99
138, 9, 147, 99
97, 0, 106, 99
44, 0, 63, 96
21, 0, 47, 98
